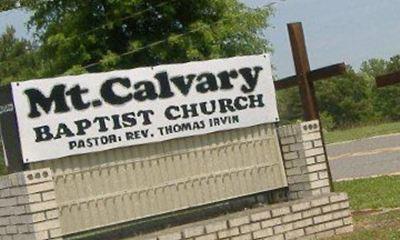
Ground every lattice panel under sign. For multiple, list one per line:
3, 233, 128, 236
30, 124, 287, 235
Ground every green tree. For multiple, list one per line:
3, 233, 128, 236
361, 55, 400, 120
276, 87, 302, 124
8, 0, 273, 77
0, 0, 36, 12
315, 68, 375, 127
276, 67, 377, 129
360, 58, 387, 77
0, 26, 39, 85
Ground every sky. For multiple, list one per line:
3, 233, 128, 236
1, 1, 400, 77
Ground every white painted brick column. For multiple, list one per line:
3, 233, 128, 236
0, 168, 62, 240
278, 120, 331, 200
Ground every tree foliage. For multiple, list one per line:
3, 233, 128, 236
278, 56, 400, 130
315, 68, 376, 126
0, 26, 39, 85
361, 56, 400, 121
7, 0, 273, 77
2, 1, 400, 129
0, 0, 36, 12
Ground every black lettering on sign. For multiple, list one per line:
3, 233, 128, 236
196, 72, 218, 93
239, 67, 263, 93
23, 66, 264, 118
33, 125, 53, 142
75, 119, 91, 136
217, 70, 238, 90
170, 74, 196, 96
101, 77, 132, 105
137, 110, 154, 125
25, 85, 69, 118
163, 94, 265, 121
93, 116, 111, 132
121, 112, 137, 127
165, 106, 180, 120
65, 85, 91, 111
54, 123, 75, 139
154, 72, 174, 98
133, 81, 158, 101
31, 109, 155, 142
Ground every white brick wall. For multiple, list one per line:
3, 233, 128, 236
278, 120, 331, 200
129, 192, 353, 240
0, 169, 62, 240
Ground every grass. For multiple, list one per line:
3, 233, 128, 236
328, 210, 400, 240
334, 175, 400, 211
324, 121, 400, 144
330, 175, 400, 239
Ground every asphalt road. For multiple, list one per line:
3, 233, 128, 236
326, 133, 400, 181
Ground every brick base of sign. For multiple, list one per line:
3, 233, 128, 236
0, 168, 62, 240
0, 120, 353, 239
127, 192, 352, 240
114, 121, 353, 240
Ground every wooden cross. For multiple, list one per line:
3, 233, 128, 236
376, 71, 400, 88
274, 22, 346, 121
275, 22, 347, 191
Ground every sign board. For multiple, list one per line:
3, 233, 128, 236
12, 54, 279, 163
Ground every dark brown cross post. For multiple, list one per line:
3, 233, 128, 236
376, 71, 400, 88
274, 22, 347, 191
274, 22, 347, 118
288, 22, 319, 120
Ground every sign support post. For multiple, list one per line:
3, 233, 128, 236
0, 85, 25, 173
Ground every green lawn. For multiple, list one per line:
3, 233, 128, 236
327, 176, 400, 239
328, 210, 400, 240
324, 121, 400, 144
334, 175, 400, 211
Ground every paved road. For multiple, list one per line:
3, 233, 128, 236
326, 133, 400, 181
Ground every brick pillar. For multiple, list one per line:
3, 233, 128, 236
0, 168, 62, 240
278, 120, 331, 200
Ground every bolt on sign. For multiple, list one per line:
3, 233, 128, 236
12, 54, 279, 163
